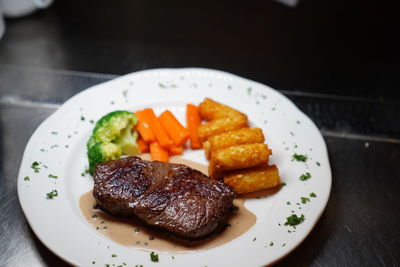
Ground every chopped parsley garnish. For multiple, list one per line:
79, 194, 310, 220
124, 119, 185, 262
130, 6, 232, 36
111, 254, 117, 258
301, 197, 310, 204
80, 116, 85, 121
172, 256, 175, 259
51, 131, 58, 135
24, 176, 30, 181
253, 237, 257, 241
48, 174, 58, 179
292, 153, 308, 162
286, 201, 291, 205
92, 261, 95, 264
46, 190, 58, 199
81, 173, 85, 177
158, 82, 176, 88
269, 242, 274, 246
150, 251, 159, 262
310, 192, 317, 197
31, 161, 41, 173
284, 214, 305, 227
316, 161, 321, 166
280, 182, 287, 187
282, 243, 286, 247
247, 87, 252, 95
299, 172, 312, 181
89, 119, 94, 124
135, 265, 143, 267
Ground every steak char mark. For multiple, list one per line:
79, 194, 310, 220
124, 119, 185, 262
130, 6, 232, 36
93, 156, 236, 239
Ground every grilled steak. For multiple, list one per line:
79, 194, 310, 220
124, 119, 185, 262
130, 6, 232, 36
93, 156, 236, 239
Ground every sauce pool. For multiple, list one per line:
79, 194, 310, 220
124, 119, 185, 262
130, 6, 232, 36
79, 155, 256, 253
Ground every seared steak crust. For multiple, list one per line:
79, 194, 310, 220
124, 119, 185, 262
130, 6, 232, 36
93, 156, 235, 239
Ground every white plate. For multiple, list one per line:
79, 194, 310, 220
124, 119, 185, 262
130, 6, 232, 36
18, 68, 331, 267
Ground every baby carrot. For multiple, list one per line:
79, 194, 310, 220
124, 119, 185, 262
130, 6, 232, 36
141, 108, 173, 149
150, 142, 169, 162
186, 104, 202, 149
135, 110, 156, 143
137, 137, 149, 153
169, 144, 184, 155
158, 110, 190, 146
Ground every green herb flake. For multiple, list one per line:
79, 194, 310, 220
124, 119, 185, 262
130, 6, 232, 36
286, 201, 291, 205
284, 214, 305, 227
92, 261, 95, 264
150, 251, 159, 262
48, 174, 58, 179
269, 242, 274, 246
24, 176, 30, 181
158, 82, 176, 89
172, 256, 175, 259
31, 161, 41, 173
299, 172, 312, 181
80, 116, 85, 121
310, 192, 317, 197
301, 197, 310, 204
46, 190, 58, 199
81, 173, 85, 177
292, 153, 308, 162
281, 182, 287, 187
316, 161, 321, 166
282, 243, 286, 247
111, 254, 117, 258
246, 87, 252, 95
89, 120, 94, 124
253, 237, 257, 241
51, 131, 58, 135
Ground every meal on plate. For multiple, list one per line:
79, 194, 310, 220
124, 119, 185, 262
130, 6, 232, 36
86, 98, 280, 239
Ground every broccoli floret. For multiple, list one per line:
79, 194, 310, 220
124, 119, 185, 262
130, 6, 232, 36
87, 110, 140, 174
88, 142, 121, 174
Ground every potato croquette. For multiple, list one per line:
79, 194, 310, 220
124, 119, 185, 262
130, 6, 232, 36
205, 128, 265, 159
210, 143, 272, 177
224, 165, 280, 194
197, 114, 248, 142
199, 98, 245, 121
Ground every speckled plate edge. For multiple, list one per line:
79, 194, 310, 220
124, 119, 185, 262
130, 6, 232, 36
17, 68, 332, 267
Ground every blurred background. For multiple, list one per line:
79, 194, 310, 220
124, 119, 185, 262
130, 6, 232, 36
1, 1, 400, 266
1, 0, 398, 100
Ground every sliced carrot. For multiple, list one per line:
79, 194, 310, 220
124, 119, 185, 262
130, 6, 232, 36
158, 110, 190, 146
186, 104, 202, 149
135, 110, 156, 143
150, 142, 169, 162
139, 108, 173, 149
169, 144, 184, 155
137, 137, 149, 153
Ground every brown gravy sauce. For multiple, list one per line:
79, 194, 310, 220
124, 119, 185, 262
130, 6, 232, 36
79, 155, 257, 253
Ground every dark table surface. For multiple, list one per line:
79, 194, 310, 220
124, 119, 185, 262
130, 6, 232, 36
1, 0, 399, 266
